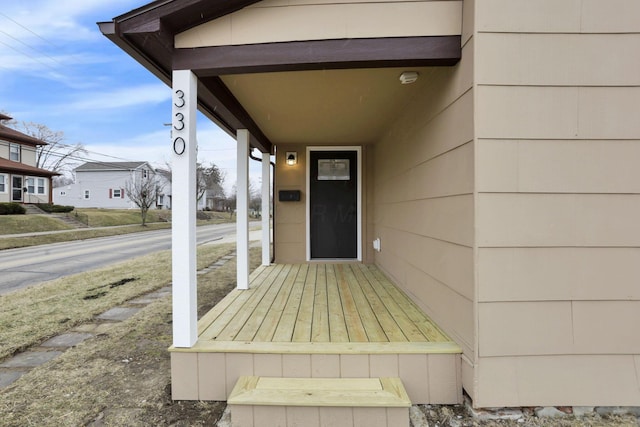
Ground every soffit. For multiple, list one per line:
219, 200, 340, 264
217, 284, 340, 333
221, 67, 436, 145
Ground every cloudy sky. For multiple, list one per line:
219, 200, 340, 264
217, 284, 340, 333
0, 0, 259, 191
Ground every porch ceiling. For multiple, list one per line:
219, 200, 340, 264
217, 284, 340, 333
220, 66, 436, 146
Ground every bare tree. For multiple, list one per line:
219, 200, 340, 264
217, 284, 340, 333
249, 179, 262, 215
164, 160, 225, 207
5, 117, 86, 174
125, 170, 162, 226
197, 162, 225, 203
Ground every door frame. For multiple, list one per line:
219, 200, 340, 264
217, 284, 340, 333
306, 146, 362, 261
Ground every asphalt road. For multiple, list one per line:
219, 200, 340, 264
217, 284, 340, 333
0, 222, 240, 295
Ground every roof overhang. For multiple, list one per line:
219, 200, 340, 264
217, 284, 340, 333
100, 0, 462, 153
0, 158, 59, 176
0, 124, 49, 147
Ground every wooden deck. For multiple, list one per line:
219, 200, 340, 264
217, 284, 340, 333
170, 263, 462, 404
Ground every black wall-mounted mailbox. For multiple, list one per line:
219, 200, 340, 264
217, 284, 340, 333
279, 190, 301, 202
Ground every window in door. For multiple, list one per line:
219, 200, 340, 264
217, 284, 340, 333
0, 175, 6, 193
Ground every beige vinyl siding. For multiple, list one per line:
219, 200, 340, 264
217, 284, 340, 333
176, 0, 462, 48
477, 355, 640, 408
21, 146, 37, 167
477, 0, 640, 34
274, 146, 307, 263
371, 28, 474, 373
474, 0, 640, 407
274, 144, 371, 264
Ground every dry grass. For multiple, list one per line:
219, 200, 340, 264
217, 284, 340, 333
0, 244, 234, 361
0, 223, 171, 250
0, 215, 73, 234
75, 208, 231, 227
74, 208, 171, 227
0, 246, 260, 426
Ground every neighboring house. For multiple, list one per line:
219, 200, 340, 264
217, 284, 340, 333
155, 167, 209, 210
204, 182, 225, 211
102, 0, 640, 417
154, 168, 172, 210
54, 161, 159, 209
0, 113, 57, 204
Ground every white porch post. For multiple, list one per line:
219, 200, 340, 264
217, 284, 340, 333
236, 129, 250, 290
171, 70, 198, 347
261, 151, 271, 266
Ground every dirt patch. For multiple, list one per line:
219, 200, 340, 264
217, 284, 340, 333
0, 248, 258, 426
414, 403, 639, 426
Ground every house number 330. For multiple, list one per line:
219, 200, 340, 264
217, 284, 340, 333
173, 89, 186, 155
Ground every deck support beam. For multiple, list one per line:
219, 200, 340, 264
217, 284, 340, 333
261, 151, 271, 266
237, 129, 250, 289
171, 69, 198, 347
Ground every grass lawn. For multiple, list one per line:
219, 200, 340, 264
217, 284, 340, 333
0, 223, 172, 250
0, 243, 241, 361
73, 208, 171, 227
75, 208, 232, 227
0, 215, 74, 234
0, 208, 235, 250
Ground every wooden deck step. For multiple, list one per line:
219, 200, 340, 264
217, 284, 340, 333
228, 376, 411, 427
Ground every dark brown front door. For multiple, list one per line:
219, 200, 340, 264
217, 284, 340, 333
309, 150, 357, 259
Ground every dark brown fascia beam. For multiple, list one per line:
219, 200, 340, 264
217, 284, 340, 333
100, 21, 272, 153
199, 77, 272, 154
98, 21, 172, 86
173, 36, 461, 76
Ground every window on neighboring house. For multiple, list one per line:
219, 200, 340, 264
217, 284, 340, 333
26, 177, 35, 193
158, 194, 164, 205
9, 144, 20, 162
37, 178, 45, 194
0, 175, 5, 193
142, 169, 148, 178
84, 190, 90, 199
109, 188, 124, 199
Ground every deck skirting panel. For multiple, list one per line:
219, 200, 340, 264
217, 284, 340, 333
171, 350, 462, 404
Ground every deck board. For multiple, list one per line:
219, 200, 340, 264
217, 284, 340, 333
351, 265, 408, 342
198, 263, 455, 346
272, 264, 308, 342
253, 265, 300, 342
326, 264, 349, 342
335, 264, 368, 342
342, 264, 387, 342
311, 264, 330, 342
293, 264, 316, 342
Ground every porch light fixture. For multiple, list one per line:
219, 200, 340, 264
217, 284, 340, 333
286, 151, 297, 166
399, 71, 419, 85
